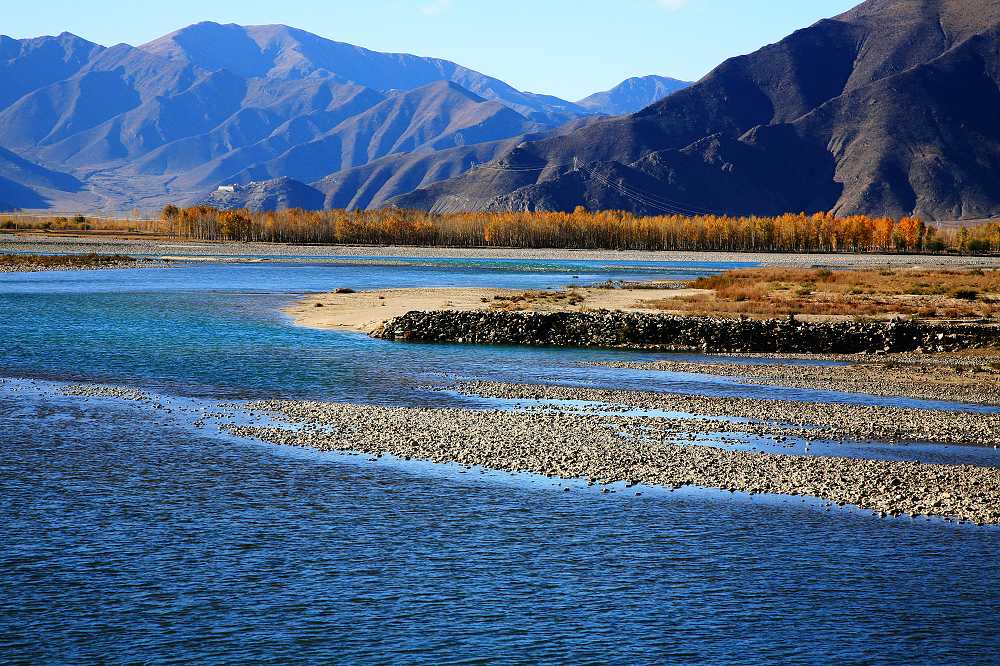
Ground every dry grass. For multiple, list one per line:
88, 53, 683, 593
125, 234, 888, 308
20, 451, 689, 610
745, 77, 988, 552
491, 290, 586, 311
646, 267, 1000, 319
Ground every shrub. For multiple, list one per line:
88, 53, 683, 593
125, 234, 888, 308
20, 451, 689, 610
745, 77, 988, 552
952, 289, 979, 301
967, 239, 991, 254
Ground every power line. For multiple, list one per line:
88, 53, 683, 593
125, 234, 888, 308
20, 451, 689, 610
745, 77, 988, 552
470, 161, 573, 172
583, 168, 690, 215
575, 158, 723, 216
578, 162, 724, 216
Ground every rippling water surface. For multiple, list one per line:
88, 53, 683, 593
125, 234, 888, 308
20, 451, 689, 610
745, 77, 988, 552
2, 258, 999, 663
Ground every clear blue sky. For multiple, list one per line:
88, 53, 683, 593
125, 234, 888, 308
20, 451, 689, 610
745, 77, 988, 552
6, 0, 860, 100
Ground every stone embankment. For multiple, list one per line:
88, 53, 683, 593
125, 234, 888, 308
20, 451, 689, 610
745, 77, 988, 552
373, 310, 999, 354
224, 399, 1000, 525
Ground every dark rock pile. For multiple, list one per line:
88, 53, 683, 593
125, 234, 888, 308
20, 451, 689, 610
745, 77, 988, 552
373, 310, 1000, 353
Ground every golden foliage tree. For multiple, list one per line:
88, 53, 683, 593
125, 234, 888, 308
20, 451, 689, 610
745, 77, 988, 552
145, 206, 998, 255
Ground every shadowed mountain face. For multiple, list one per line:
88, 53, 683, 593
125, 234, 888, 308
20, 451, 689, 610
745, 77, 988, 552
312, 116, 607, 210
0, 146, 83, 211
394, 0, 1000, 221
0, 22, 617, 212
575, 75, 690, 115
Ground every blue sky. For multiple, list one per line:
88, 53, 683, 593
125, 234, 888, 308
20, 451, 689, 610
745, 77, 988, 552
6, 0, 860, 100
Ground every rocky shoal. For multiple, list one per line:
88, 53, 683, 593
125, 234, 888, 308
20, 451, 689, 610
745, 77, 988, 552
61, 384, 153, 401
0, 254, 140, 273
451, 381, 1000, 447
223, 399, 1000, 525
592, 358, 1000, 406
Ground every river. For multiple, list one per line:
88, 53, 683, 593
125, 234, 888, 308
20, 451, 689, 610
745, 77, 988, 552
2, 257, 998, 663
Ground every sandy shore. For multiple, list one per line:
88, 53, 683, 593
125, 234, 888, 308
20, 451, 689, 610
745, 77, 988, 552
5, 233, 1000, 267
285, 285, 692, 333
288, 261, 1000, 336
287, 288, 510, 333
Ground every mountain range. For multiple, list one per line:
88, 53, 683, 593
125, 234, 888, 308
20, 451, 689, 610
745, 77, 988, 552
395, 0, 1000, 221
0, 23, 686, 213
4, 0, 999, 223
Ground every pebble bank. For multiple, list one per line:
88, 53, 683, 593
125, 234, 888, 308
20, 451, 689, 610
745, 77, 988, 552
224, 399, 1000, 525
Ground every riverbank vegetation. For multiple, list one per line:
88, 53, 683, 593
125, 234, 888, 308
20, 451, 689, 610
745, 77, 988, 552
463, 267, 1000, 320
653, 267, 1000, 318
3, 207, 999, 255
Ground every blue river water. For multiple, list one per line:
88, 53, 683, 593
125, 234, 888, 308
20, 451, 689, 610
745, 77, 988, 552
2, 258, 999, 663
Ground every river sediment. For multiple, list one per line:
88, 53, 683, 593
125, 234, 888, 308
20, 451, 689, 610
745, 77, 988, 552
451, 381, 1000, 447
42, 369, 1000, 525
0, 253, 139, 272
592, 357, 1000, 406
223, 399, 1000, 525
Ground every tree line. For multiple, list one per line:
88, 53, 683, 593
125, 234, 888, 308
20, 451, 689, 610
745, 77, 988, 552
4, 205, 998, 254
155, 205, 999, 254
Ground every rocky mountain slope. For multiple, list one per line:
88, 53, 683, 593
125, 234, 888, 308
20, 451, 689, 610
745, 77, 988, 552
575, 75, 689, 115
394, 0, 1000, 221
1, 22, 656, 212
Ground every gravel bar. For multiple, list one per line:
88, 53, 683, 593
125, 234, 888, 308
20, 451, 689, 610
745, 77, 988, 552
61, 384, 153, 401
593, 358, 1000, 406
452, 381, 1000, 447
0, 253, 139, 272
224, 400, 1000, 525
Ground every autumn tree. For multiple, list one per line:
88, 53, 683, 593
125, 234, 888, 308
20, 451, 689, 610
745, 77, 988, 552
896, 216, 922, 251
